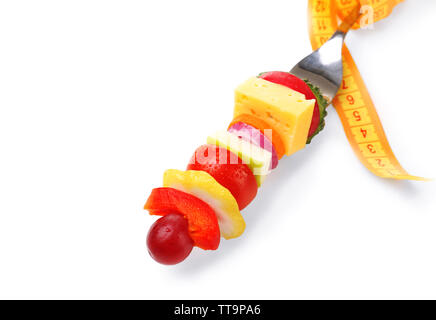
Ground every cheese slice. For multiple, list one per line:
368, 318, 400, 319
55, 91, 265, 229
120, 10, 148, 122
234, 77, 315, 156
207, 131, 272, 186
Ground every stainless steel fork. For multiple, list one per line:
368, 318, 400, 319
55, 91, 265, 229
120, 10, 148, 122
290, 5, 362, 104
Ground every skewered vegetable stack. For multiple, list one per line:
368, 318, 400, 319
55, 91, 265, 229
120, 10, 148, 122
144, 71, 328, 265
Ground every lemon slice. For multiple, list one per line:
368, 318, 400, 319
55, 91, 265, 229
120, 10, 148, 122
163, 169, 246, 240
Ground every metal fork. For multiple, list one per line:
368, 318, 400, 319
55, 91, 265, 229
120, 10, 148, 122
290, 5, 362, 104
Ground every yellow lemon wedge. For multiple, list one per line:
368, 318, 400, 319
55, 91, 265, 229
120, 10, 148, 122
163, 169, 246, 240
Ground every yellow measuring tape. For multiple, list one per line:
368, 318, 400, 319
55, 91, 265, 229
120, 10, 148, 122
308, 0, 426, 181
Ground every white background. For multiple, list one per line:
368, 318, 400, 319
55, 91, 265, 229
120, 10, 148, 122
0, 0, 435, 300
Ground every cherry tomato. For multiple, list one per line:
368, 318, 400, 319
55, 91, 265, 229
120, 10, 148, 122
187, 145, 258, 210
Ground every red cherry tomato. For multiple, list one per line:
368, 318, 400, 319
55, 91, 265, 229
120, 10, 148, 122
187, 145, 258, 210
147, 213, 194, 265
259, 71, 320, 138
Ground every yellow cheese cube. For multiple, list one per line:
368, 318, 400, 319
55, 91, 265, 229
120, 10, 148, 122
234, 77, 315, 156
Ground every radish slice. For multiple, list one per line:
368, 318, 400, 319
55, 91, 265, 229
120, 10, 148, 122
228, 122, 279, 170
